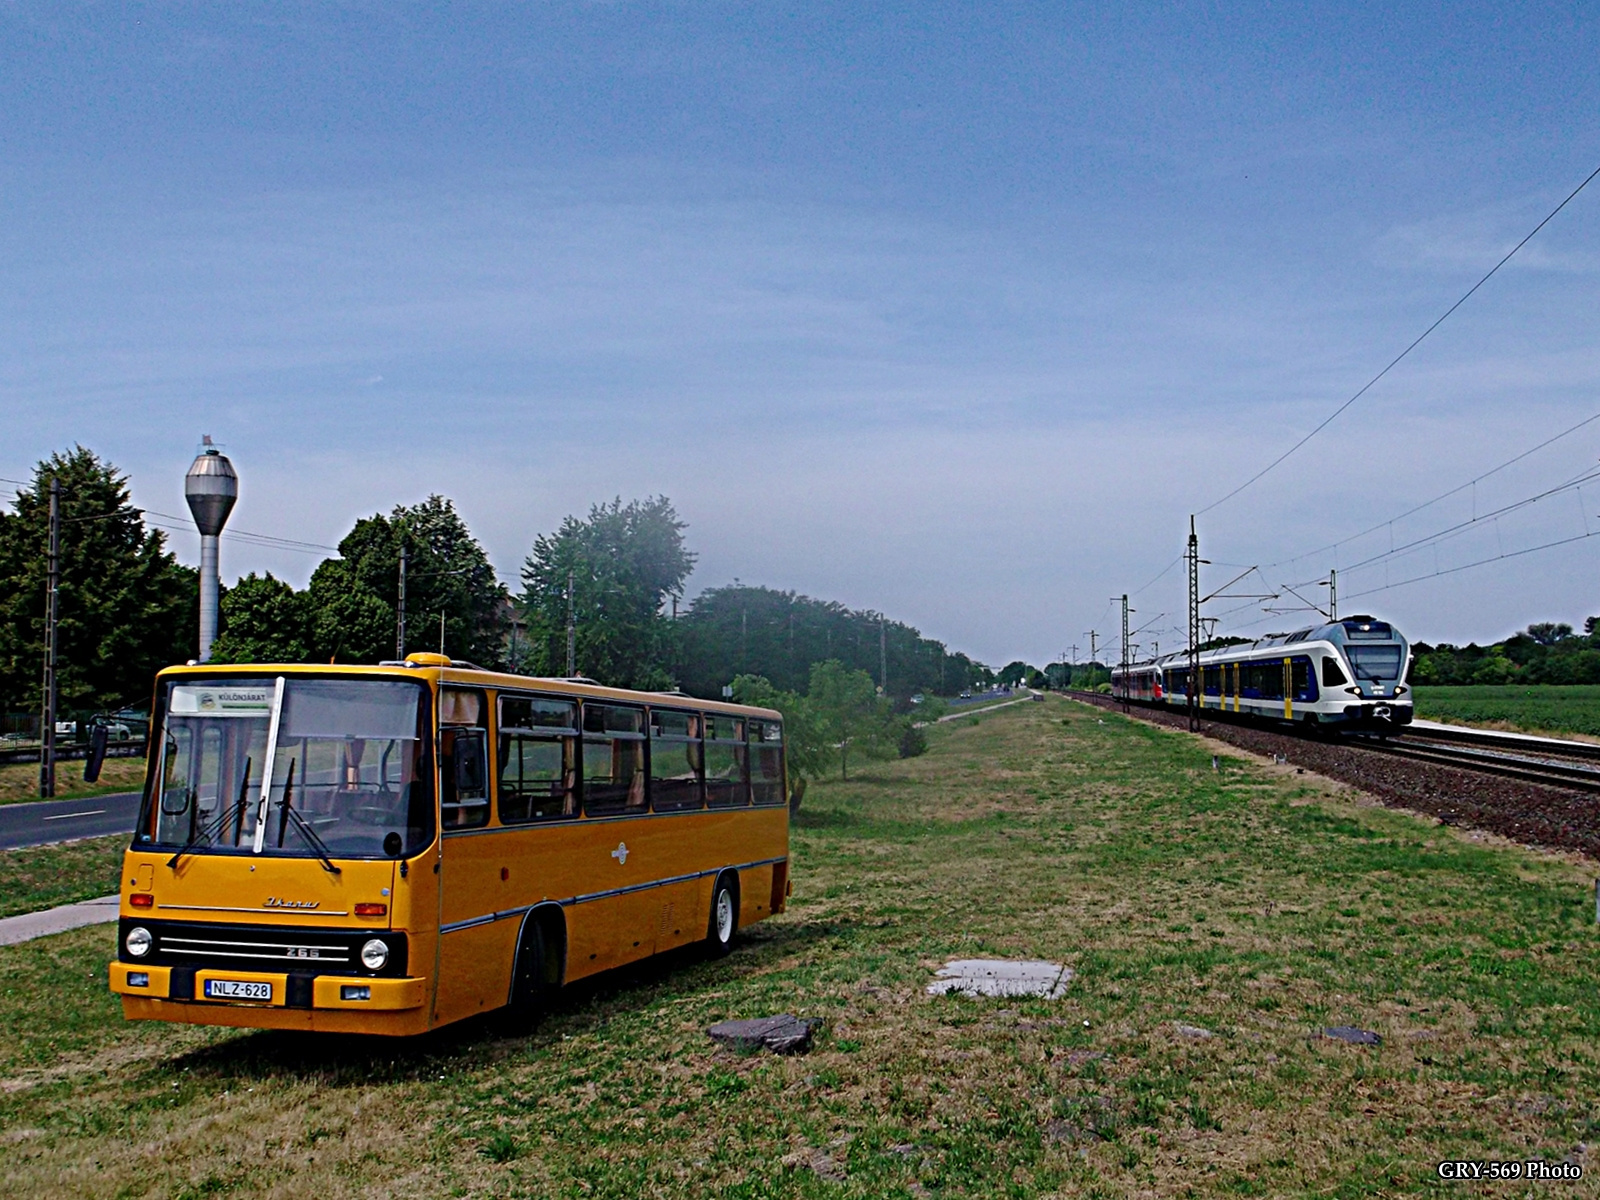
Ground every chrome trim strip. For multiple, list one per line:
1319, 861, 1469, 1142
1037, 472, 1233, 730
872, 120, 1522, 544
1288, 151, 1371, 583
165, 937, 347, 951
157, 904, 351, 916
166, 948, 351, 963
438, 856, 788, 932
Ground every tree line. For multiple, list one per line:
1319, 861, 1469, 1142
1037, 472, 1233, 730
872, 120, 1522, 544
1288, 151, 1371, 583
2, 450, 992, 795
1413, 621, 1600, 686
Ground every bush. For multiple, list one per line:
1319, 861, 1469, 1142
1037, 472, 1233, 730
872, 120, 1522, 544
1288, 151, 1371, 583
899, 724, 928, 758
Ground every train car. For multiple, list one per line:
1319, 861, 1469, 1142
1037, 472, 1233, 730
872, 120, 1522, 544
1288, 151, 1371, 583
1111, 615, 1412, 733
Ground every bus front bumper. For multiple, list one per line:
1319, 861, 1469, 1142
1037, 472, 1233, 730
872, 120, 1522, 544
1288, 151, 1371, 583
109, 961, 427, 1011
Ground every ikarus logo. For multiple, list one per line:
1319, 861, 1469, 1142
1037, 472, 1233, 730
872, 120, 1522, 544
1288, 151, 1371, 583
263, 897, 321, 910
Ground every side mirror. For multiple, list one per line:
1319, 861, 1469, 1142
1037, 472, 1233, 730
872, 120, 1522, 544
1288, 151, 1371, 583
452, 731, 486, 797
82, 723, 109, 784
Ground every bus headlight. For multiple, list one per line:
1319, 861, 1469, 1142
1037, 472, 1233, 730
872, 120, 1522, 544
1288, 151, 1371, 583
360, 938, 389, 971
125, 926, 152, 958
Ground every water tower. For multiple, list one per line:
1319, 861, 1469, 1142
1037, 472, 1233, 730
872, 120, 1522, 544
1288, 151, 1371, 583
184, 436, 238, 662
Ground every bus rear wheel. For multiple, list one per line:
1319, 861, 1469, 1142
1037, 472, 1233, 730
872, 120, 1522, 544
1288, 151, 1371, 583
706, 875, 738, 958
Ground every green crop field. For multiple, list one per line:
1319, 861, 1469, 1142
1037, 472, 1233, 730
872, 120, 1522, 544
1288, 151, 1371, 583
1412, 684, 1600, 739
3, 698, 1600, 1198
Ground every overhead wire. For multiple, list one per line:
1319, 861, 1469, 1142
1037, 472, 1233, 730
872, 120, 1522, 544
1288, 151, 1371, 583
1263, 408, 1600, 571
1197, 161, 1600, 517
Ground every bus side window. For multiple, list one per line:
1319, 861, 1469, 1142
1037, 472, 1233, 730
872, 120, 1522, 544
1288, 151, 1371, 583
650, 710, 704, 812
749, 720, 783, 806
582, 704, 646, 816
498, 695, 578, 823
704, 715, 748, 808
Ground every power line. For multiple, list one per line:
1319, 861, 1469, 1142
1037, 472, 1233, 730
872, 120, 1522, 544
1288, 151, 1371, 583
1263, 408, 1600, 571
1288, 463, 1600, 586
1198, 162, 1600, 516
1339, 528, 1600, 603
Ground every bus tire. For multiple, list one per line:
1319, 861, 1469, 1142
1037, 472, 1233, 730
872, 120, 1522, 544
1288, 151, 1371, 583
706, 873, 738, 958
507, 911, 559, 1025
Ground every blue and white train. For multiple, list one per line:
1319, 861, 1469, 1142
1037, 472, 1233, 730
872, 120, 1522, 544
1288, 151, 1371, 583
1110, 616, 1413, 733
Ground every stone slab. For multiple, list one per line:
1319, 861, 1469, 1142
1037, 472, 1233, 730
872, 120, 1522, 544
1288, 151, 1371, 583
926, 959, 1072, 999
708, 1013, 822, 1054
0, 894, 119, 947
1321, 1025, 1381, 1045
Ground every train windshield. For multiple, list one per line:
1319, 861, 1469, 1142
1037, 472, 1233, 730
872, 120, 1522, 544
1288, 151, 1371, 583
142, 677, 435, 860
1346, 645, 1403, 682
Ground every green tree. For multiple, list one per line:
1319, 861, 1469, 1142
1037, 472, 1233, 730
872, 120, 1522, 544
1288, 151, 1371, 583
519, 497, 694, 689
0, 447, 196, 715
997, 660, 1033, 687
209, 573, 311, 663
304, 496, 508, 666
676, 583, 988, 700
806, 659, 900, 780
731, 673, 826, 810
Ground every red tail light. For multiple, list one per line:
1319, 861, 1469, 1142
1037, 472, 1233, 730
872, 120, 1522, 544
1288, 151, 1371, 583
354, 903, 388, 917
129, 893, 154, 908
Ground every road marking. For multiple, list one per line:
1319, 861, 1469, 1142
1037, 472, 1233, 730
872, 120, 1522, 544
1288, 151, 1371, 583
41, 809, 106, 821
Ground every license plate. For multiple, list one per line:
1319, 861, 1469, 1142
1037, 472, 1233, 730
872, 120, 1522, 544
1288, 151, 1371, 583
203, 978, 273, 1002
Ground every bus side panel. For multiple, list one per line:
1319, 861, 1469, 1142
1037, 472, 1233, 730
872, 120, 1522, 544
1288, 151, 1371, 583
738, 864, 775, 928
653, 877, 704, 953
436, 831, 518, 1027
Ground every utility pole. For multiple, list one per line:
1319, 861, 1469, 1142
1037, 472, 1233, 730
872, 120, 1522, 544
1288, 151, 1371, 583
1327, 568, 1338, 622
565, 569, 576, 676
438, 611, 446, 655
1187, 515, 1201, 732
879, 618, 887, 692
1119, 593, 1131, 711
395, 544, 407, 660
1085, 630, 1098, 665
38, 477, 59, 799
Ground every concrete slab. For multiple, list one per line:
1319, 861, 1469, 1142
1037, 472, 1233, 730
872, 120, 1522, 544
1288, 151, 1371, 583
0, 894, 119, 947
927, 958, 1073, 999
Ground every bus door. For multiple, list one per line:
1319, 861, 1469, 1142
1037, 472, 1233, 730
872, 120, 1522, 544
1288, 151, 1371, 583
434, 688, 513, 1025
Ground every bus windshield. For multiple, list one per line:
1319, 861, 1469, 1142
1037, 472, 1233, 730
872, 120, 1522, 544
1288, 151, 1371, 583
142, 677, 434, 860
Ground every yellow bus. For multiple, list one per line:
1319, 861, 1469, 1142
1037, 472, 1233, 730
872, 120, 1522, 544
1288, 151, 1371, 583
108, 653, 790, 1036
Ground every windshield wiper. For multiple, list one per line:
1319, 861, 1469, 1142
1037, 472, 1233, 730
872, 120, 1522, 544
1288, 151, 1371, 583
168, 758, 253, 869
274, 762, 341, 875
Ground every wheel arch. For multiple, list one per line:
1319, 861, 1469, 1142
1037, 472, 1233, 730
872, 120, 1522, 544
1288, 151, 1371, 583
507, 902, 567, 1005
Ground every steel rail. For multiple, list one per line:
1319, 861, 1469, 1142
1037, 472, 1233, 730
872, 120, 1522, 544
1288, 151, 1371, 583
1351, 738, 1600, 794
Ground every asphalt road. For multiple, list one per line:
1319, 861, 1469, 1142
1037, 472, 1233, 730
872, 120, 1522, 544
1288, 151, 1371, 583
0, 791, 140, 851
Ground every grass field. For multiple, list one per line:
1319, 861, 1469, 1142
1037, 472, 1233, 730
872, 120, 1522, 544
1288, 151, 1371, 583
1413, 684, 1600, 739
0, 835, 126, 919
0, 755, 146, 805
3, 698, 1600, 1198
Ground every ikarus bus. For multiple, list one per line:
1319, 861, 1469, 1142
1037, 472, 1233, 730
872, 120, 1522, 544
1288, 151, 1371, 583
109, 655, 791, 1035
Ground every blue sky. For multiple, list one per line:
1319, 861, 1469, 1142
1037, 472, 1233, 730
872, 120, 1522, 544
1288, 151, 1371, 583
4, 2, 1599, 666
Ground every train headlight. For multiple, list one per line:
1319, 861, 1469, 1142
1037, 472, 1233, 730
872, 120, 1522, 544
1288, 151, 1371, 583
125, 926, 152, 958
360, 938, 390, 971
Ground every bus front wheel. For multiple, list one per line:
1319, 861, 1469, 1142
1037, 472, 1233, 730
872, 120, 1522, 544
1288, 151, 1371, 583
706, 875, 738, 958
507, 920, 549, 1025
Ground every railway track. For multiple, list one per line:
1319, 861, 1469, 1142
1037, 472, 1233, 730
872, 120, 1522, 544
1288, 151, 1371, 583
1062, 688, 1600, 858
1356, 735, 1600, 794
1068, 688, 1600, 796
